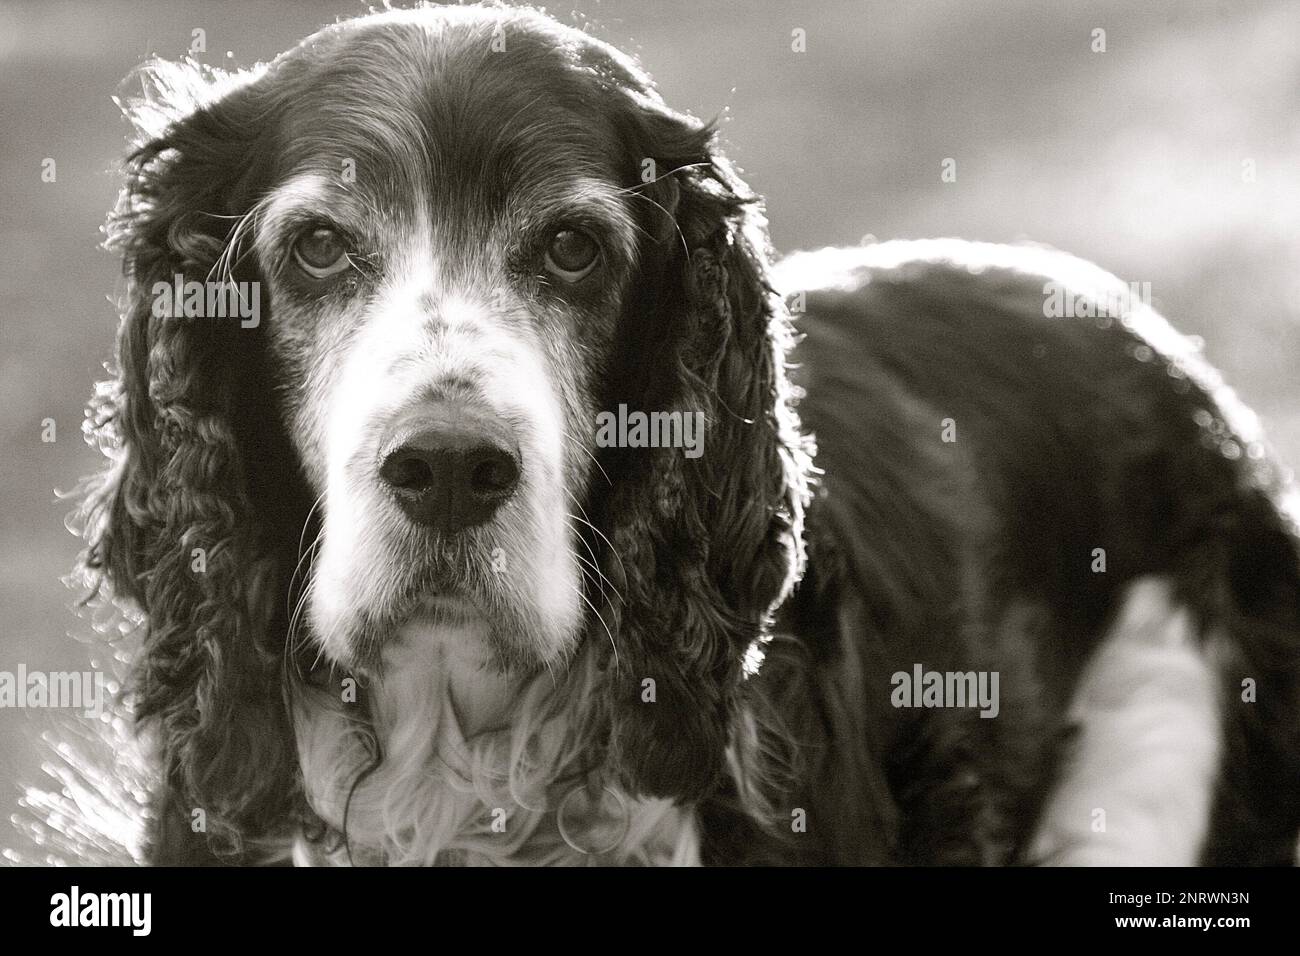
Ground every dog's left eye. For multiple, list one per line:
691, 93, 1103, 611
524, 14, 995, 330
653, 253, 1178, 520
543, 229, 599, 282
293, 227, 352, 278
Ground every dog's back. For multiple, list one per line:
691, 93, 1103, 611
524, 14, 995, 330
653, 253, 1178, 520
730, 239, 1300, 864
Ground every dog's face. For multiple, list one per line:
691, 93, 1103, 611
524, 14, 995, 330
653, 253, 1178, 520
252, 16, 651, 673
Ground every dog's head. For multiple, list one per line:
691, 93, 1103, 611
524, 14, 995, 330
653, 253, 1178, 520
79, 4, 810, 849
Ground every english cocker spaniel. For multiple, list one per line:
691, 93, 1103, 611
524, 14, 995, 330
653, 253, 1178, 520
73, 4, 1300, 865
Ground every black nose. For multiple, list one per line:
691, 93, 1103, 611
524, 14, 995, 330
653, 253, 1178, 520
378, 419, 521, 531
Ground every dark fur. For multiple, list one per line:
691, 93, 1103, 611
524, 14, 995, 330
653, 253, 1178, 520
700, 261, 1300, 864
76, 5, 1300, 864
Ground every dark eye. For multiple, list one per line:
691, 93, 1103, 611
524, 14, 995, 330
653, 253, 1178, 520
293, 227, 351, 278
543, 229, 599, 282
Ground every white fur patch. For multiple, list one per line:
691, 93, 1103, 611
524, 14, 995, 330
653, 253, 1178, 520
1030, 577, 1224, 865
291, 631, 699, 866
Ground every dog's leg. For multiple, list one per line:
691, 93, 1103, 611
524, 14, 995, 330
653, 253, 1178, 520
1029, 577, 1223, 865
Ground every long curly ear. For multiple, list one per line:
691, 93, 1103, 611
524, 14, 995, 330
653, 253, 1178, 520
76, 62, 304, 859
595, 92, 813, 800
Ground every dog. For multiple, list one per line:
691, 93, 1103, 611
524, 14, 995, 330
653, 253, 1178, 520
70, 3, 1300, 865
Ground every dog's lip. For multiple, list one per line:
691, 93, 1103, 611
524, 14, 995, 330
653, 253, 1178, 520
407, 591, 481, 622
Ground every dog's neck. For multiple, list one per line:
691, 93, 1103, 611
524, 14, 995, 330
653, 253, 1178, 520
291, 622, 699, 866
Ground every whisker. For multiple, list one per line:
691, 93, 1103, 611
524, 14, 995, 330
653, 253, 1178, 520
202, 193, 274, 292
287, 540, 321, 620
565, 509, 628, 583
298, 492, 327, 558
561, 426, 613, 487
568, 531, 610, 586
612, 161, 711, 193
610, 162, 712, 261
622, 189, 690, 261
570, 545, 624, 608
568, 582, 618, 670
562, 486, 594, 526
288, 581, 315, 650
285, 492, 327, 622
286, 577, 321, 682
307, 617, 333, 675
564, 517, 625, 606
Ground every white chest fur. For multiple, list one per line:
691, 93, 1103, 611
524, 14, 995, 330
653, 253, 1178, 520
291, 621, 699, 866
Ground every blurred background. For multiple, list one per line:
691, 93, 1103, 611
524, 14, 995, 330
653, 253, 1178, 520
1, 0, 1297, 856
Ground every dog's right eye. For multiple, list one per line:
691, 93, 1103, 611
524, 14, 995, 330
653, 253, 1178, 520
292, 227, 351, 278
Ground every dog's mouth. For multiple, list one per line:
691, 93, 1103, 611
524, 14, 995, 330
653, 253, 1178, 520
406, 591, 482, 628
339, 562, 541, 676
313, 463, 578, 674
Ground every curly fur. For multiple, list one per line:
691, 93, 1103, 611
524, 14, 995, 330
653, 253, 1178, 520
588, 96, 813, 801
74, 60, 313, 859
